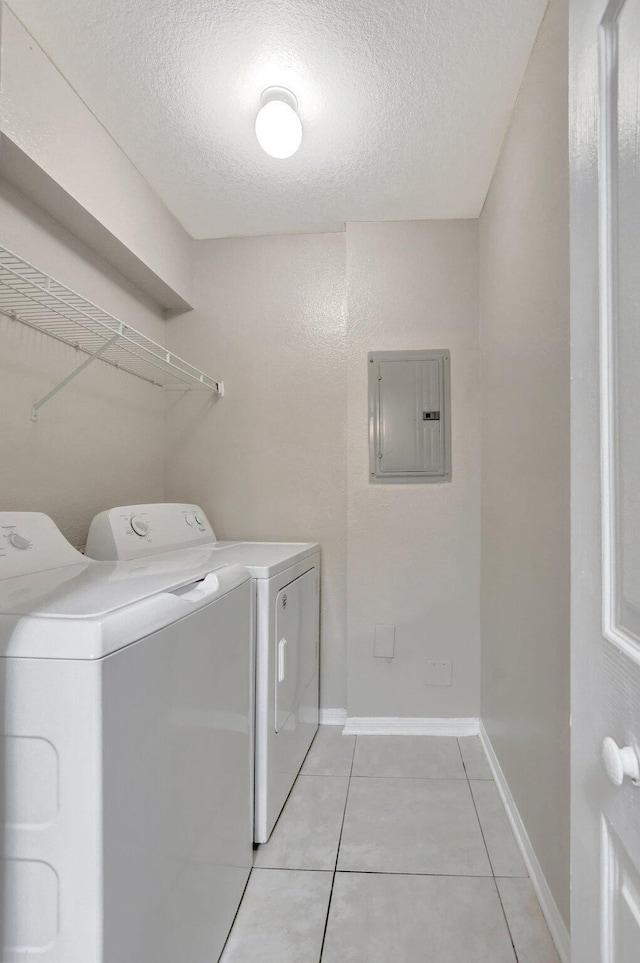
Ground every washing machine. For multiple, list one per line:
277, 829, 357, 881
86, 503, 320, 843
0, 512, 253, 963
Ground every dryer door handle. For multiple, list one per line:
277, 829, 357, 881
278, 637, 288, 683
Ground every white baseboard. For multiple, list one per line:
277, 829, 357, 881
319, 707, 347, 726
343, 716, 479, 736
479, 722, 571, 963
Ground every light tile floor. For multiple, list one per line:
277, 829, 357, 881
221, 730, 561, 963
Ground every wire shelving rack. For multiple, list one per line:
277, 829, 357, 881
0, 246, 223, 420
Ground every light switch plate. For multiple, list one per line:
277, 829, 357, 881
374, 624, 395, 659
425, 660, 452, 686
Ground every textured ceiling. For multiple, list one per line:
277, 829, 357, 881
7, 0, 547, 239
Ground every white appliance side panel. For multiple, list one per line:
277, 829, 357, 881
254, 555, 320, 843
1, 658, 103, 963
101, 581, 253, 963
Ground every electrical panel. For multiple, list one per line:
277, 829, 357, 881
368, 349, 451, 482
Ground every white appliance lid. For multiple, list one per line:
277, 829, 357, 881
0, 546, 241, 619
0, 511, 251, 660
0, 549, 251, 661
208, 541, 320, 578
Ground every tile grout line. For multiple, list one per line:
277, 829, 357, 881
217, 861, 254, 960
493, 876, 522, 963
457, 738, 521, 963
337, 772, 471, 780
224, 729, 350, 960
256, 864, 500, 878
317, 732, 357, 963
456, 738, 496, 875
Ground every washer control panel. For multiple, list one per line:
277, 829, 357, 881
85, 504, 215, 561
0, 512, 85, 578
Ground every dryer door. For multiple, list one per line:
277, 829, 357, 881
274, 567, 318, 733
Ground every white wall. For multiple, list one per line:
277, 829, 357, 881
479, 0, 570, 927
0, 4, 193, 308
0, 180, 165, 546
346, 220, 481, 718
163, 223, 482, 719
164, 233, 348, 711
0, 3, 207, 546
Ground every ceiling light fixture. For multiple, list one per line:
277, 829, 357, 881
255, 87, 302, 159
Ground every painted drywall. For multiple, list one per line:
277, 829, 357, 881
0, 179, 166, 546
164, 223, 481, 718
479, 0, 570, 928
346, 220, 481, 718
0, 4, 193, 307
163, 233, 348, 711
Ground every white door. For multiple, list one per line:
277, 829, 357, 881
571, 0, 640, 959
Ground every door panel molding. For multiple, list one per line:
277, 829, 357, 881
601, 816, 640, 961
599, 0, 640, 663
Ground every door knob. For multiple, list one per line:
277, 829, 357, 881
601, 737, 640, 787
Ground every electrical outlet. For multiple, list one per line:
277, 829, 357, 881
425, 660, 452, 686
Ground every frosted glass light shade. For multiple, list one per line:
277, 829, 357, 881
255, 96, 302, 159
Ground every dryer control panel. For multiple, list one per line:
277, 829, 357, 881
85, 503, 217, 560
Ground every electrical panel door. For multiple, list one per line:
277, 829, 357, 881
368, 350, 451, 481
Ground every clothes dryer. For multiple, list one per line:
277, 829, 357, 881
0, 512, 253, 963
86, 503, 320, 843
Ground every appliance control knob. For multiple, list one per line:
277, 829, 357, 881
8, 532, 32, 550
185, 514, 194, 527
130, 516, 149, 537
601, 737, 640, 787
194, 514, 204, 526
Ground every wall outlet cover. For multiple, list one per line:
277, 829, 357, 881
425, 660, 453, 686
374, 624, 395, 659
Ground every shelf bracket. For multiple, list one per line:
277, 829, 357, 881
31, 330, 121, 421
